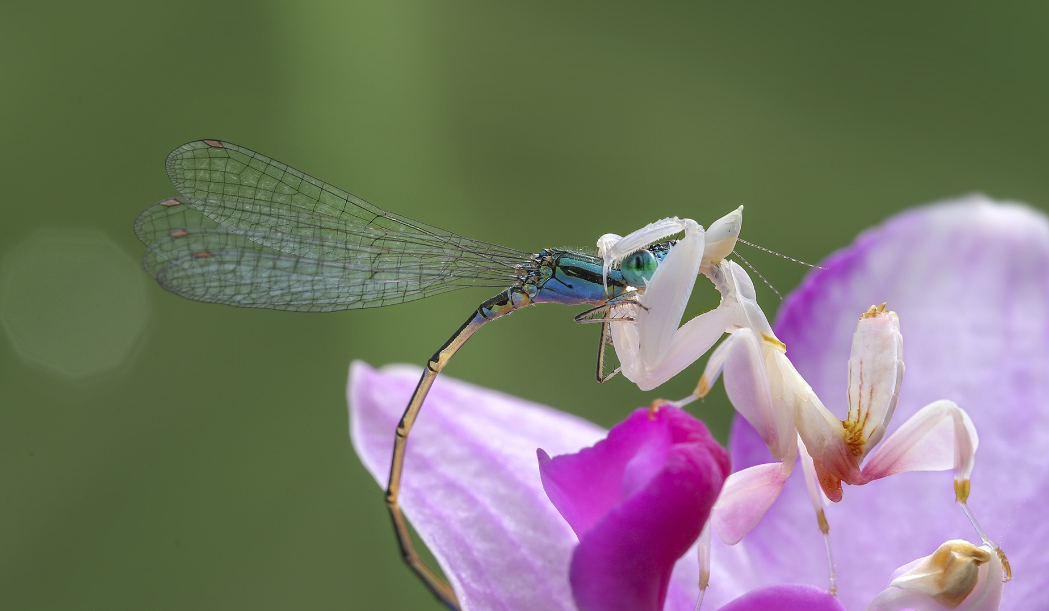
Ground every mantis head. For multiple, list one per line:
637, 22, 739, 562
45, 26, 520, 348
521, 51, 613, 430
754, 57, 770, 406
702, 205, 744, 265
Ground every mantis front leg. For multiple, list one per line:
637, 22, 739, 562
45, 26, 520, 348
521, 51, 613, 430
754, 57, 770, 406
599, 209, 747, 391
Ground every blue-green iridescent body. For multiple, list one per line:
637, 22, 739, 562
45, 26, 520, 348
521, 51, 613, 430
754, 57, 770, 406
477, 243, 675, 320
519, 249, 624, 305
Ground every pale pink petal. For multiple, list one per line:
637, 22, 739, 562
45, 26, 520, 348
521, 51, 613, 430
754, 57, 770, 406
348, 361, 604, 611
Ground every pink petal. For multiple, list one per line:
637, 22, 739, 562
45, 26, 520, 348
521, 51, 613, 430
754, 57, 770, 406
536, 410, 674, 540
732, 197, 1049, 609
716, 584, 847, 611
539, 407, 730, 611
348, 361, 605, 611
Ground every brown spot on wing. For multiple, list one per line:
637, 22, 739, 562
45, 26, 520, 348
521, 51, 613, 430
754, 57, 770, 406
160, 198, 182, 207
192, 250, 214, 258
203, 139, 224, 148
169, 229, 189, 238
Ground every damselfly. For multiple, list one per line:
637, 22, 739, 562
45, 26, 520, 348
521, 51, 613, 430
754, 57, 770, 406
134, 140, 689, 609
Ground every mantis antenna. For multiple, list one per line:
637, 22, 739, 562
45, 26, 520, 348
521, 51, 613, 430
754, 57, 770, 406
736, 237, 826, 269
732, 237, 827, 302
730, 250, 782, 301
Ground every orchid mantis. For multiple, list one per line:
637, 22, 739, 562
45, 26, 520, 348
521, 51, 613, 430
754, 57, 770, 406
595, 216, 1008, 607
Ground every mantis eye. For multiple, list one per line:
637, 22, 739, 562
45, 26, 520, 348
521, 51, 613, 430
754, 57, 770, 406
621, 249, 658, 286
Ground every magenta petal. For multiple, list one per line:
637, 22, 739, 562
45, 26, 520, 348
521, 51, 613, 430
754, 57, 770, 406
539, 407, 731, 611
716, 584, 847, 611
734, 197, 1049, 610
537, 409, 673, 539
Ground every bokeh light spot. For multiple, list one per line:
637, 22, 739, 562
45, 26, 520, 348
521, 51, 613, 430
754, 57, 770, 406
1, 228, 149, 379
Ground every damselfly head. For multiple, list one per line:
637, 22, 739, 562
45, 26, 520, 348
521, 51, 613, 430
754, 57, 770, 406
620, 249, 658, 286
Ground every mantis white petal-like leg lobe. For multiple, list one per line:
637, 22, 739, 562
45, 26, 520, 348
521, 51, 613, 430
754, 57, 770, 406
704, 329, 788, 459
858, 399, 979, 483
711, 460, 794, 545
852, 397, 1006, 571
601, 216, 692, 294
604, 217, 694, 270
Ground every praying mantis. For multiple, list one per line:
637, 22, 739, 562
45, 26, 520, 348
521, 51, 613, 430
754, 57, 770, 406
594, 215, 1011, 607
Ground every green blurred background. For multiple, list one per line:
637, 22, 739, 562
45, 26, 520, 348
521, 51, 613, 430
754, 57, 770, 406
1, 2, 1047, 609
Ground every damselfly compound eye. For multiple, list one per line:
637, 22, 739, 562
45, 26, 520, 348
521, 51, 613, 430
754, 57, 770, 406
621, 249, 658, 286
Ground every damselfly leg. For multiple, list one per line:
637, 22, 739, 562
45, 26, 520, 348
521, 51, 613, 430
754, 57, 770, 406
387, 289, 528, 608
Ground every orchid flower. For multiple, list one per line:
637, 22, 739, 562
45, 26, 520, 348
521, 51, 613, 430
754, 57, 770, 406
348, 196, 1048, 610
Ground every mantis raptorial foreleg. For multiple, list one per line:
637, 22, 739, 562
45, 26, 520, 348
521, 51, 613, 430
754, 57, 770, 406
596, 208, 748, 392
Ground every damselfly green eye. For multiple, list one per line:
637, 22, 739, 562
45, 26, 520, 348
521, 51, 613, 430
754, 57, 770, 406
621, 249, 658, 287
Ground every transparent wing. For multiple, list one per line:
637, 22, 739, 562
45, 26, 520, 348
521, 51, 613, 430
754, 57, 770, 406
164, 139, 525, 267
137, 200, 515, 311
134, 139, 532, 311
